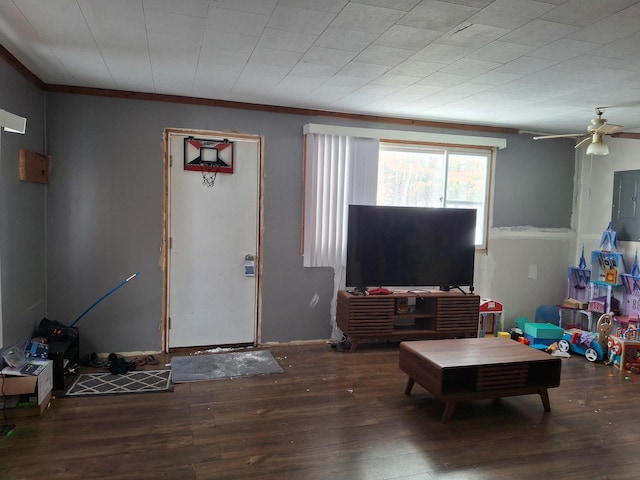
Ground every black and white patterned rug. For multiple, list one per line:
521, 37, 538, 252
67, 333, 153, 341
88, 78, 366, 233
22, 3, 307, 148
65, 370, 173, 396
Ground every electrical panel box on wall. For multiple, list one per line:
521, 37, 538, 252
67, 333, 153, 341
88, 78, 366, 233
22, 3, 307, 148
612, 170, 640, 241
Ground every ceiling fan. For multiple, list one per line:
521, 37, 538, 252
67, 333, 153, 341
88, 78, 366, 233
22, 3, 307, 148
533, 108, 640, 155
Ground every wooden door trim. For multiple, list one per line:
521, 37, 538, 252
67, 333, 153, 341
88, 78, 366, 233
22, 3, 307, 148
161, 128, 264, 352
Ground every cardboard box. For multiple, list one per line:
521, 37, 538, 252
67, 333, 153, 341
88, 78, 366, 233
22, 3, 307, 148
0, 360, 53, 417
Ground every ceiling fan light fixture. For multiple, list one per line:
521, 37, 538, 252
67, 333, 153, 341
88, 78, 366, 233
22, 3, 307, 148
586, 134, 609, 155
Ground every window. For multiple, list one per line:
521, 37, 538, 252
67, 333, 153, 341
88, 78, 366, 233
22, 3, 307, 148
377, 142, 491, 249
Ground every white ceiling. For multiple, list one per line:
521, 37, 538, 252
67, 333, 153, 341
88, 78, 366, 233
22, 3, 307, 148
1, 0, 640, 134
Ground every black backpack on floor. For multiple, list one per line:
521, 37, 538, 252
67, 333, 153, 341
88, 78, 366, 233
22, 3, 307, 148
34, 318, 78, 343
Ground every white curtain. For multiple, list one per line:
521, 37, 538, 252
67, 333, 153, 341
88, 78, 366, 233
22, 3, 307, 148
303, 133, 379, 339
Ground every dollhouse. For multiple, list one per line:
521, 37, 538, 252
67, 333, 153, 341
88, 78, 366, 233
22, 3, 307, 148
561, 225, 640, 369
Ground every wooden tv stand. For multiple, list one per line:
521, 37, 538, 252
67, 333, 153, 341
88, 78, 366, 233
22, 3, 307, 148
336, 290, 480, 352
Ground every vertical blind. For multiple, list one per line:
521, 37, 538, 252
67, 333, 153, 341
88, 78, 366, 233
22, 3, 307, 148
303, 133, 379, 269
303, 133, 379, 340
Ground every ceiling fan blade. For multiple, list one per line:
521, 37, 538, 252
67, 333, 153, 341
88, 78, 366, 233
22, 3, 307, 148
575, 137, 592, 149
610, 131, 640, 139
596, 123, 624, 134
533, 133, 585, 140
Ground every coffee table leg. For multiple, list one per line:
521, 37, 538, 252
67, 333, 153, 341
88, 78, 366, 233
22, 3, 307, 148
539, 388, 551, 412
404, 377, 415, 395
442, 401, 456, 423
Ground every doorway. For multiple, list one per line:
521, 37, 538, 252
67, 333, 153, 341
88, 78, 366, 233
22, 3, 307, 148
163, 129, 263, 350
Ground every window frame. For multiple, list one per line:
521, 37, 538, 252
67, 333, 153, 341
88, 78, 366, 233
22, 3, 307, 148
378, 139, 493, 252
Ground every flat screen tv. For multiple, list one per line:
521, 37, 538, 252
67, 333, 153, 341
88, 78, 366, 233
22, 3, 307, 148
345, 205, 476, 292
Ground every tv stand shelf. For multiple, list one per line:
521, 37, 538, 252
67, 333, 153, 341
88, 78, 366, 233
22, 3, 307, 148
337, 290, 480, 352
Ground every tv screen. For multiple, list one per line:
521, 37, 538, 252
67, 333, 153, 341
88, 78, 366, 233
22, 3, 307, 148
345, 205, 476, 291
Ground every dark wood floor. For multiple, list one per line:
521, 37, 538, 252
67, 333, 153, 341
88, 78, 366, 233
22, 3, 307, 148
2, 341, 640, 479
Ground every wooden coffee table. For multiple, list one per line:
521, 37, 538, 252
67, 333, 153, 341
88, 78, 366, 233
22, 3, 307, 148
399, 337, 562, 423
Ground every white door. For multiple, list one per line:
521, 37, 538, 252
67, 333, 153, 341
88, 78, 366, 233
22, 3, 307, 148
166, 129, 261, 348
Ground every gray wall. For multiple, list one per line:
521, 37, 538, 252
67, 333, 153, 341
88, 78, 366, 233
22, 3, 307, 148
45, 93, 339, 354
44, 93, 576, 354
1, 53, 579, 354
0, 59, 46, 347
493, 134, 575, 228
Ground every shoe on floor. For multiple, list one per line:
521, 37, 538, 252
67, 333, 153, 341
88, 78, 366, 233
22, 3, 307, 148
89, 352, 107, 368
146, 355, 159, 365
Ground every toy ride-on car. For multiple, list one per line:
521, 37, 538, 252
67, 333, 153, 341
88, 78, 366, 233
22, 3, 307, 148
557, 328, 604, 362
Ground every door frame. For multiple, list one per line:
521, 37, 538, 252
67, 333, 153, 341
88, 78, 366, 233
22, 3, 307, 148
161, 128, 264, 352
